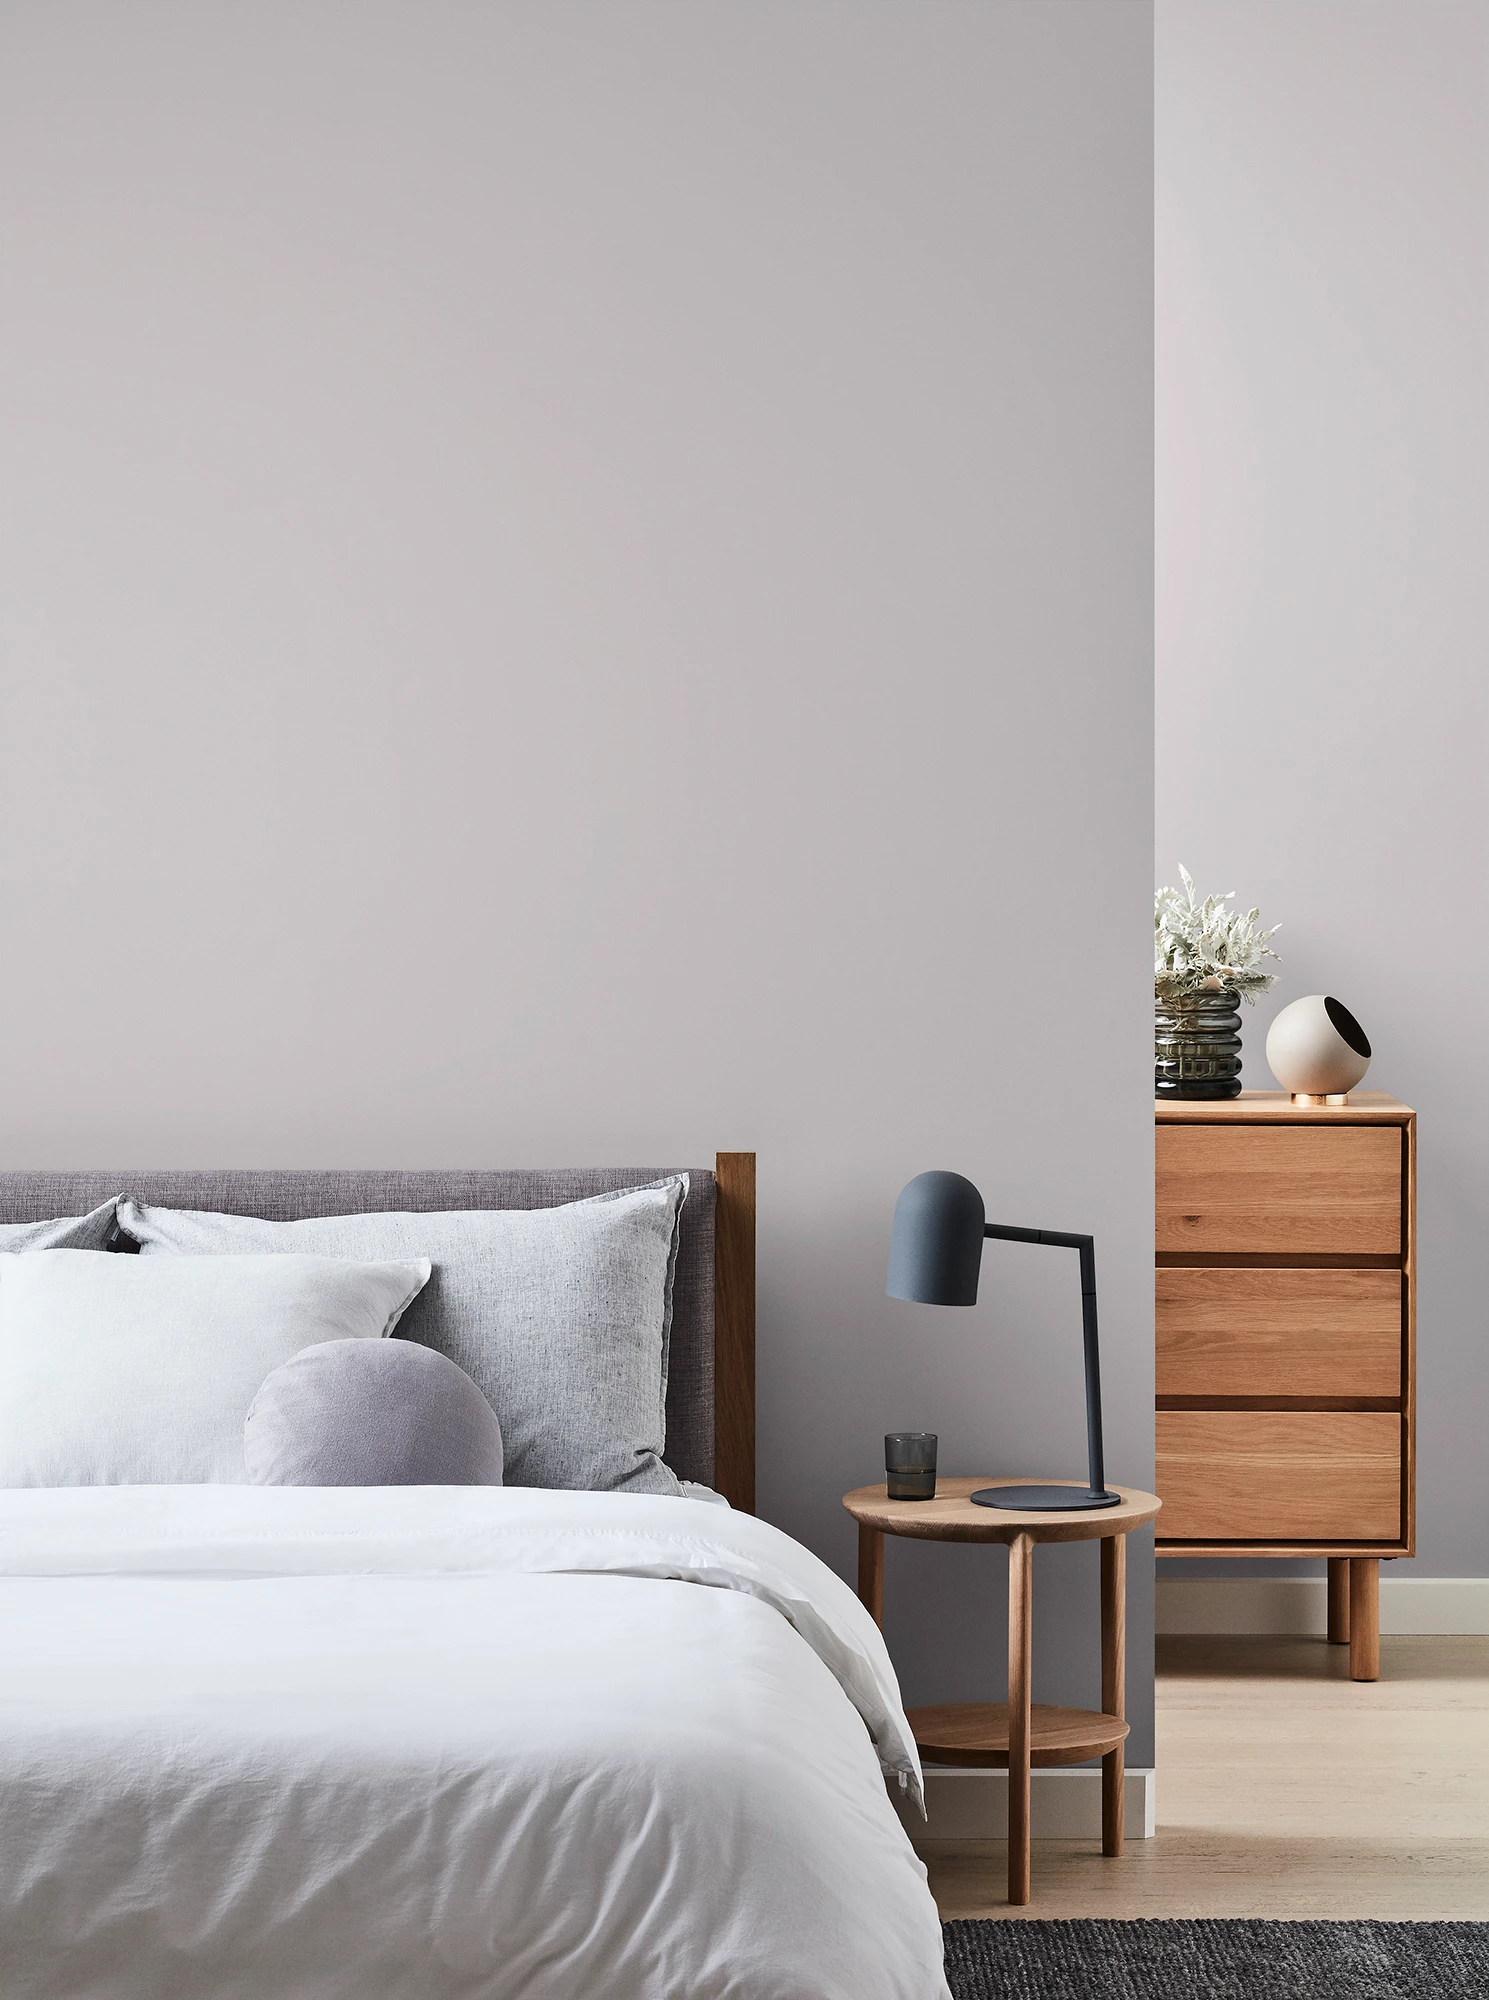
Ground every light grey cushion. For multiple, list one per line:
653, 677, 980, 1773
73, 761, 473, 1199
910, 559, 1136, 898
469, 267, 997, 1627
0, 1199, 119, 1253
117, 1177, 688, 1495
245, 1338, 504, 1488
0, 1249, 431, 1486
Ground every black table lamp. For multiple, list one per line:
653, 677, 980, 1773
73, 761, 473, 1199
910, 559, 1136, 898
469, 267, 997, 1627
886, 1170, 1121, 1511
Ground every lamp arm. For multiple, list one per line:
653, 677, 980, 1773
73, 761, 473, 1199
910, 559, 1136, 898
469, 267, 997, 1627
983, 1223, 1108, 1500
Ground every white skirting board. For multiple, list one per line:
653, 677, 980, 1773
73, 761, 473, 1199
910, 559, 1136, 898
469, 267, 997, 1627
1156, 1575, 1489, 1636
896, 1767, 1156, 1843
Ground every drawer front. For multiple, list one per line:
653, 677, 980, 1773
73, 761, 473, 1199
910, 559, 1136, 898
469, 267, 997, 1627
1157, 1410, 1401, 1541
1156, 1268, 1402, 1398
1156, 1124, 1402, 1256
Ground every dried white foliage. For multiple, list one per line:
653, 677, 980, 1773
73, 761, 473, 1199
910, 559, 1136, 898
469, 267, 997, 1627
1155, 865, 1281, 1003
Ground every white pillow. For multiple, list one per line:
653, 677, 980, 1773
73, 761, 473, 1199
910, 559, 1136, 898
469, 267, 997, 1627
0, 1250, 431, 1487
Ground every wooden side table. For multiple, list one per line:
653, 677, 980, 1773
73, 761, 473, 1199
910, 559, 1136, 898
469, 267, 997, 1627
844, 1476, 1161, 1906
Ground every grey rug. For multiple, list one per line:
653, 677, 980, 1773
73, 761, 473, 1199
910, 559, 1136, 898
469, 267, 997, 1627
942, 1920, 1489, 1998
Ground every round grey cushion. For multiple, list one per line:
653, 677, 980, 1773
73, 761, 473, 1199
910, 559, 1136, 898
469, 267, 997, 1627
245, 1339, 504, 1487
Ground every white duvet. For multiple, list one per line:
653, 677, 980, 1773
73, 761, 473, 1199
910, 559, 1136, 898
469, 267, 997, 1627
0, 1485, 950, 2000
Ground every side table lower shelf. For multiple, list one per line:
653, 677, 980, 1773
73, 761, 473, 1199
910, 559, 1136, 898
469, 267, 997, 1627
909, 1702, 1130, 1768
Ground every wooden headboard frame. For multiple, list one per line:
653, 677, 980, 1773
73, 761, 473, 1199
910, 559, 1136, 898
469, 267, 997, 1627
713, 1152, 756, 1513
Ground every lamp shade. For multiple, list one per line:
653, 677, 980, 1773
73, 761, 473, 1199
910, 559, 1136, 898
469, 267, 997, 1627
886, 1170, 986, 1307
1265, 994, 1372, 1096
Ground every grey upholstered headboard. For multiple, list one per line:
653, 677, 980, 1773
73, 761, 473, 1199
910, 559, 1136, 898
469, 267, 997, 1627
0, 1164, 757, 1503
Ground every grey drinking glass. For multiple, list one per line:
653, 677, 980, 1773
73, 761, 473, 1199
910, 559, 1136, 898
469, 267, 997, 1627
885, 1432, 937, 1501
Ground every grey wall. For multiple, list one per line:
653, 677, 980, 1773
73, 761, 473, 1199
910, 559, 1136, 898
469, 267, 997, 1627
1157, 0, 1488, 1580
1, 3, 1156, 1751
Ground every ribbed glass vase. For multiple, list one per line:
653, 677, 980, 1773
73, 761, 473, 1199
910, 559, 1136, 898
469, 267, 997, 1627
1155, 987, 1243, 1100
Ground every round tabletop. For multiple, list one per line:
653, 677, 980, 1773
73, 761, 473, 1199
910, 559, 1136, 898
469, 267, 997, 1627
843, 1476, 1161, 1543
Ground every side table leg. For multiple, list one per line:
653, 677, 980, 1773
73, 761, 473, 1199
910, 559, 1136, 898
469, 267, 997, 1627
857, 1524, 884, 1630
1327, 1558, 1351, 1645
1349, 1558, 1380, 1681
1007, 1531, 1033, 1906
1100, 1534, 1126, 1858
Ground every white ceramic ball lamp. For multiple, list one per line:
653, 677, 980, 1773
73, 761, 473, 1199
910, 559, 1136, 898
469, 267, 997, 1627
1265, 995, 1372, 1104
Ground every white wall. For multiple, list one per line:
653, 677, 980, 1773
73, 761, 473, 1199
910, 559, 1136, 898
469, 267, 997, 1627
1158, 0, 1489, 1580
1, 2, 1156, 1750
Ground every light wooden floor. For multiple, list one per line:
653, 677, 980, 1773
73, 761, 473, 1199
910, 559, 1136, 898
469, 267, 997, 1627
925, 1634, 1489, 1921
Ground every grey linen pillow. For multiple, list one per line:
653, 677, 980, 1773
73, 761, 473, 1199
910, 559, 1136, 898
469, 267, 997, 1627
0, 1199, 120, 1253
246, 1339, 504, 1487
117, 1177, 688, 1495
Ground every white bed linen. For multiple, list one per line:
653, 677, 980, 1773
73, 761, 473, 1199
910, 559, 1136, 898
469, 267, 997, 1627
0, 1485, 950, 2000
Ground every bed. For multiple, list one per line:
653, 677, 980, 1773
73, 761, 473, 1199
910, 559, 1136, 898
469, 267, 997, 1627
0, 1159, 950, 2000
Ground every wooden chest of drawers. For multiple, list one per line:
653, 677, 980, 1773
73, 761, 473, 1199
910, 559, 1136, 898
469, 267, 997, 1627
1155, 1092, 1415, 1679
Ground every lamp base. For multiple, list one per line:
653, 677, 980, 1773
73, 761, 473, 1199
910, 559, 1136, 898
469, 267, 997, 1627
971, 1483, 1123, 1512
